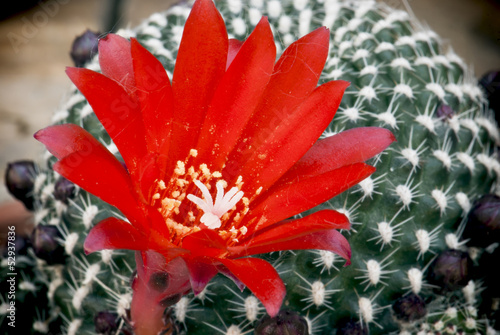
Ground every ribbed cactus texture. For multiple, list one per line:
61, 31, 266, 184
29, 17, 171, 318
2, 0, 500, 334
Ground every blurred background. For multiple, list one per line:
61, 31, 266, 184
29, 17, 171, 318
1, 0, 500, 222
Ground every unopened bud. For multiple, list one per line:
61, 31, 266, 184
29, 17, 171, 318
392, 293, 427, 323
94, 311, 120, 335
30, 224, 65, 265
255, 310, 309, 335
53, 176, 76, 204
479, 70, 500, 116
429, 249, 472, 291
70, 29, 100, 67
436, 104, 454, 120
464, 194, 500, 247
5, 160, 36, 210
336, 320, 368, 335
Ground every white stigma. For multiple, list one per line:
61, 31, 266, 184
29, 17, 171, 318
187, 180, 244, 229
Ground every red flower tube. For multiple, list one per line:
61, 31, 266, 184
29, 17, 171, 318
35, 0, 395, 333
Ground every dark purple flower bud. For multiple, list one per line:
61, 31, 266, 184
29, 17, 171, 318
5, 160, 36, 210
436, 104, 454, 120
30, 224, 65, 265
255, 310, 309, 335
429, 249, 472, 291
159, 293, 182, 308
479, 70, 500, 117
464, 194, 500, 247
53, 176, 76, 204
149, 272, 169, 292
392, 293, 427, 323
70, 29, 101, 67
94, 311, 120, 335
336, 320, 368, 335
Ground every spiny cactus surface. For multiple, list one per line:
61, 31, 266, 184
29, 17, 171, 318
2, 0, 500, 334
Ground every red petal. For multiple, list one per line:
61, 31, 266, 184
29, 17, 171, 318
281, 127, 395, 182
98, 34, 135, 92
66, 67, 147, 176
84, 217, 148, 254
239, 210, 349, 246
219, 258, 285, 317
232, 229, 351, 265
52, 144, 145, 225
230, 211, 350, 260
194, 17, 276, 171
34, 124, 105, 160
131, 38, 173, 155
226, 28, 330, 176
249, 163, 375, 226
234, 80, 350, 193
35, 124, 145, 224
181, 229, 227, 258
226, 38, 243, 70
183, 256, 218, 295
168, 0, 228, 173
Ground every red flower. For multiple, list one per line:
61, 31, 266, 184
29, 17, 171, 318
35, 0, 394, 333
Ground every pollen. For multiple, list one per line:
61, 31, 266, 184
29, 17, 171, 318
175, 161, 186, 175
150, 151, 253, 243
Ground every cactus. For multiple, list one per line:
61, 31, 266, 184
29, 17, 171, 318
2, 0, 500, 334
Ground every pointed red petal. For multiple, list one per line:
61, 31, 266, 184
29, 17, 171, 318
181, 229, 227, 258
131, 38, 173, 155
168, 0, 227, 171
34, 123, 104, 160
219, 258, 285, 317
240, 210, 349, 245
226, 28, 330, 176
35, 124, 144, 223
226, 38, 243, 70
194, 17, 276, 171
183, 256, 218, 295
230, 210, 350, 259
98, 34, 136, 92
84, 217, 148, 254
52, 145, 145, 225
235, 80, 350, 193
281, 127, 395, 182
250, 163, 375, 226
66, 67, 147, 176
217, 264, 246, 291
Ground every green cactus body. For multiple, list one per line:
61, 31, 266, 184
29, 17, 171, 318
2, 0, 499, 334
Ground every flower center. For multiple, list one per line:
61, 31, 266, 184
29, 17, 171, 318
149, 149, 251, 243
187, 180, 244, 229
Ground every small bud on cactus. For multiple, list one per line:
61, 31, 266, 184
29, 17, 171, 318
53, 176, 76, 204
436, 104, 455, 120
479, 70, 500, 116
429, 249, 472, 291
30, 224, 65, 265
336, 320, 368, 335
94, 311, 120, 335
5, 160, 36, 210
254, 310, 309, 335
464, 194, 500, 247
392, 293, 427, 323
149, 272, 169, 292
70, 29, 100, 67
